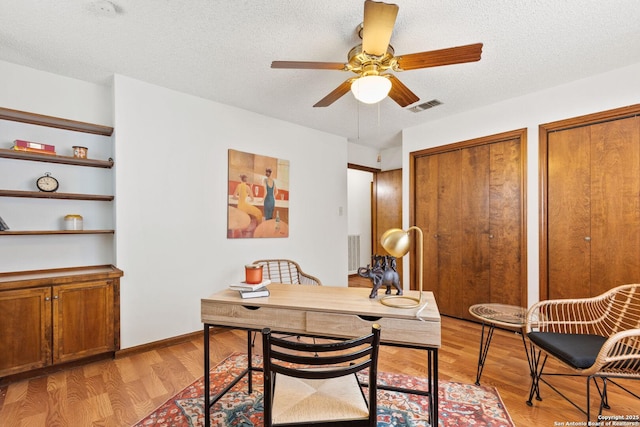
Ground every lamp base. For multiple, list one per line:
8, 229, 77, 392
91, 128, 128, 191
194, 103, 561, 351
380, 293, 422, 308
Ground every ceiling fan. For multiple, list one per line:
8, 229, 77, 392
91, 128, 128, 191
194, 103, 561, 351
271, 0, 483, 108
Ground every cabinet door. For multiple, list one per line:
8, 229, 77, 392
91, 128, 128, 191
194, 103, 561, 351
0, 287, 52, 377
53, 280, 115, 364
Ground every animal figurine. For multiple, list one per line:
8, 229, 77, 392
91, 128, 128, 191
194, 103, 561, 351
357, 255, 402, 298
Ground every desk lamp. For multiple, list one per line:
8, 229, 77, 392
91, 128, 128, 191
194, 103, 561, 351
379, 226, 424, 308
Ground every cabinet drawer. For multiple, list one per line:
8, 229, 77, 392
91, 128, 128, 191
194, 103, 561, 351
202, 303, 307, 334
306, 311, 440, 348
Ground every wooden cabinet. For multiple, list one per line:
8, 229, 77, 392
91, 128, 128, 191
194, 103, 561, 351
0, 265, 122, 379
544, 113, 640, 299
411, 130, 526, 320
0, 287, 52, 376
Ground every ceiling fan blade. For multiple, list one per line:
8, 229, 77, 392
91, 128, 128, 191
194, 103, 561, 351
387, 75, 419, 107
362, 0, 399, 56
396, 43, 483, 71
313, 79, 355, 107
271, 61, 346, 70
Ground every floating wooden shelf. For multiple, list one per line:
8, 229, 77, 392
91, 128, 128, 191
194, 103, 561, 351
0, 148, 113, 168
0, 189, 114, 201
0, 230, 115, 236
0, 107, 113, 136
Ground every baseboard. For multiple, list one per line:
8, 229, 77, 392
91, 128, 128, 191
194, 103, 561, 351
115, 327, 226, 358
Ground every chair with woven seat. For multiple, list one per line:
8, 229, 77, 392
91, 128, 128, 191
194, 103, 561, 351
525, 284, 640, 421
261, 324, 381, 427
253, 259, 322, 286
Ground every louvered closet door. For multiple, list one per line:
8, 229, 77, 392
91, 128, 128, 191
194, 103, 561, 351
547, 116, 640, 299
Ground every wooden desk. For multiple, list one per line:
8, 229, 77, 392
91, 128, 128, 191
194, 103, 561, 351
201, 283, 441, 426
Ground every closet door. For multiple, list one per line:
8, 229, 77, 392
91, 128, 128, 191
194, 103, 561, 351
547, 127, 591, 299
546, 115, 640, 298
590, 117, 640, 295
414, 133, 525, 319
488, 139, 524, 306
460, 145, 491, 313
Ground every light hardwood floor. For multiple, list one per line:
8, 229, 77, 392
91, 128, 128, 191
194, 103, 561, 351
1, 287, 638, 426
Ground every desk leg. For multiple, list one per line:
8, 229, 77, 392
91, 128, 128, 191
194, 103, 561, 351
204, 324, 211, 427
246, 330, 253, 394
474, 321, 496, 385
430, 349, 439, 426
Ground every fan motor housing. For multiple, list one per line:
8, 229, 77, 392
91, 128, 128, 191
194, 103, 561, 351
347, 44, 398, 75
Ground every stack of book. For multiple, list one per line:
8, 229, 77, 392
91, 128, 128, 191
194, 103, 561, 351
229, 279, 271, 299
12, 139, 56, 155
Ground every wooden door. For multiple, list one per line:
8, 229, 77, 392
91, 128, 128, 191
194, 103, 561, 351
413, 130, 526, 319
53, 280, 115, 364
589, 117, 640, 295
547, 126, 591, 299
373, 169, 403, 280
0, 287, 52, 377
437, 150, 464, 317
461, 145, 491, 313
488, 139, 523, 305
546, 114, 640, 298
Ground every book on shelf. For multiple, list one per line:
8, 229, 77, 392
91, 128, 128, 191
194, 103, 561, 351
11, 145, 57, 155
238, 288, 270, 299
14, 139, 56, 152
228, 279, 271, 292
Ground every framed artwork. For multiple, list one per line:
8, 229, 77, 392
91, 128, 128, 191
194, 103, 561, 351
227, 149, 290, 238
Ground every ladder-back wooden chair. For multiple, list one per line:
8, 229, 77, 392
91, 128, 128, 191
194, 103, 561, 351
261, 324, 381, 426
525, 284, 640, 420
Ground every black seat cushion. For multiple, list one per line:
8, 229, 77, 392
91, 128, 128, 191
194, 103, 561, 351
528, 332, 607, 369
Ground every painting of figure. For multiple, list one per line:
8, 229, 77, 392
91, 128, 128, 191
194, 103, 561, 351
227, 149, 290, 238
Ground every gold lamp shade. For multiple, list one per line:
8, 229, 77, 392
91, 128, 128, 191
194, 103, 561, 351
379, 225, 425, 309
380, 228, 411, 258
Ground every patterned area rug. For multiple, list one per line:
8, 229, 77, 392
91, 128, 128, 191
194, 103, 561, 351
134, 353, 514, 427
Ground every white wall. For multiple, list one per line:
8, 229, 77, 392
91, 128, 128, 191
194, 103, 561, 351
347, 169, 373, 272
0, 60, 114, 272
113, 75, 349, 348
0, 60, 112, 125
401, 61, 640, 308
347, 142, 379, 169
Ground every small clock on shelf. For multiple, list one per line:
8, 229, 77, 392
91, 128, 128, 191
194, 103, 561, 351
36, 172, 59, 192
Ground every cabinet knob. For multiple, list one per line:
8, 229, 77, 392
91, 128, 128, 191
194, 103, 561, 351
433, 234, 439, 238
489, 234, 494, 239
45, 297, 51, 301
53, 295, 59, 299
584, 236, 591, 242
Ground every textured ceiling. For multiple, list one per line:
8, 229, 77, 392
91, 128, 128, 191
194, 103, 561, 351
1, 0, 640, 149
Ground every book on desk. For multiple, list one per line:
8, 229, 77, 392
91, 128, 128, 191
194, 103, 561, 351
228, 279, 271, 298
238, 288, 270, 299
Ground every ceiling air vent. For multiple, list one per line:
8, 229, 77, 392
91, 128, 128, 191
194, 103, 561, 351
408, 99, 442, 113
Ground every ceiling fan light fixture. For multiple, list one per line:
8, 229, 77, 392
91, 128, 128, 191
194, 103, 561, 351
350, 75, 391, 104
